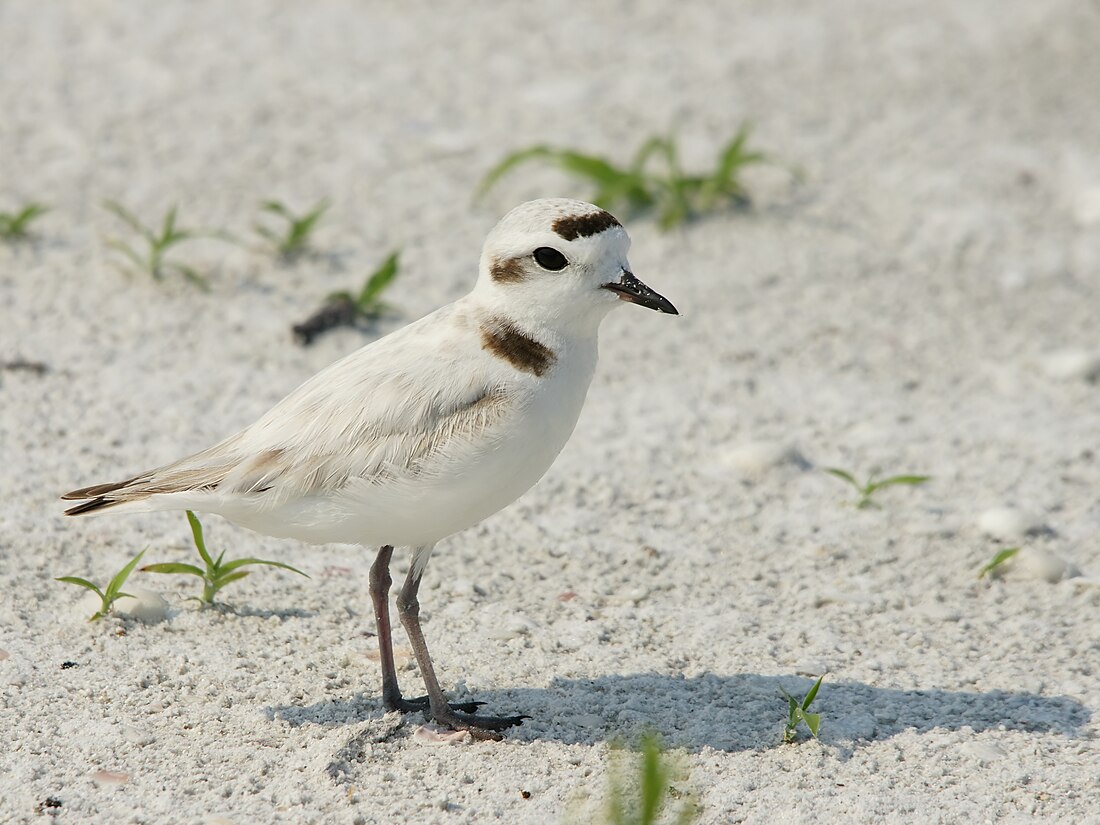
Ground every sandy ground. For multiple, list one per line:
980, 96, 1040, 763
2, 1, 1100, 823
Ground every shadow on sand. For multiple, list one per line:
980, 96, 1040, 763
270, 672, 1091, 752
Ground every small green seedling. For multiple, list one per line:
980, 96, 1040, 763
56, 549, 146, 622
141, 511, 307, 605
781, 674, 824, 744
477, 126, 771, 229
292, 251, 401, 345
825, 467, 931, 509
978, 547, 1020, 579
254, 199, 330, 259
580, 733, 697, 825
103, 201, 227, 288
0, 203, 50, 240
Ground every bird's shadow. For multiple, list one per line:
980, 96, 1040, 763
269, 672, 1091, 753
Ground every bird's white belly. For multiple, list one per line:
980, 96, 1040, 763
219, 365, 591, 548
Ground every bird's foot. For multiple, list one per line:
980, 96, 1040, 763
388, 693, 484, 715
428, 707, 530, 742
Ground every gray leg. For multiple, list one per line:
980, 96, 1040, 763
368, 545, 407, 711
395, 548, 527, 739
368, 545, 481, 715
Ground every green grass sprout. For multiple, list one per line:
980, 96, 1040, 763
978, 547, 1020, 579
0, 203, 50, 240
103, 201, 228, 288
254, 198, 330, 259
825, 467, 931, 509
594, 733, 698, 825
56, 549, 146, 622
141, 511, 307, 605
292, 251, 401, 345
477, 125, 770, 229
781, 674, 824, 744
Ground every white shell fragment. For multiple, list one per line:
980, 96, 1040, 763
113, 587, 171, 624
1039, 350, 1100, 382
1008, 547, 1080, 584
723, 441, 805, 475
977, 507, 1037, 541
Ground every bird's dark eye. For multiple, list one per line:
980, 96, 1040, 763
533, 247, 568, 271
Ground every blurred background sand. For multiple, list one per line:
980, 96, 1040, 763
1, 2, 1098, 822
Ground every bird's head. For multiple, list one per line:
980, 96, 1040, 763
475, 198, 677, 336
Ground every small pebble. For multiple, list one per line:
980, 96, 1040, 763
1039, 350, 1100, 382
413, 725, 470, 745
92, 770, 129, 785
723, 441, 804, 475
114, 587, 170, 624
977, 507, 1037, 541
1009, 547, 1079, 583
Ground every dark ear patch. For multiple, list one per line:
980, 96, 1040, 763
490, 256, 527, 283
552, 210, 621, 241
480, 319, 556, 376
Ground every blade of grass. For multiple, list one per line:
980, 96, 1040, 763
824, 467, 861, 489
103, 200, 156, 244
866, 475, 931, 493
802, 674, 823, 710
356, 252, 400, 310
54, 576, 105, 598
186, 511, 214, 569
211, 570, 251, 588
103, 549, 146, 600
640, 735, 666, 825
978, 547, 1020, 579
800, 709, 821, 738
217, 557, 309, 576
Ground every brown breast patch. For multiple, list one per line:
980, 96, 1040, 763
480, 319, 556, 376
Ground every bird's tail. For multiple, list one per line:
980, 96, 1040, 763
62, 445, 241, 516
61, 475, 156, 515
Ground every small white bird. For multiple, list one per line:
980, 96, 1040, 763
63, 198, 678, 738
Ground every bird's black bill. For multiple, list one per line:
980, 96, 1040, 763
602, 272, 678, 315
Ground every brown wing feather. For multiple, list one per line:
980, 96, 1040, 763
64, 496, 122, 516
61, 475, 149, 501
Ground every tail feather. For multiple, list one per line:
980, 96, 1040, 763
62, 462, 237, 517
64, 496, 126, 516
61, 474, 149, 501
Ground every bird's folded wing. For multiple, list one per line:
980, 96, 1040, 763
217, 381, 512, 504
64, 348, 512, 512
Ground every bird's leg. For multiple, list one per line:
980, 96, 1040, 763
368, 544, 409, 711
396, 550, 527, 740
368, 544, 481, 715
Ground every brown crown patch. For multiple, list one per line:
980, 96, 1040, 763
552, 210, 621, 241
480, 319, 556, 377
489, 256, 527, 283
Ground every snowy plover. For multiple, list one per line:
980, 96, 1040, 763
63, 198, 678, 738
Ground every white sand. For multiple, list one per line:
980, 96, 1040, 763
2, 1, 1099, 822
